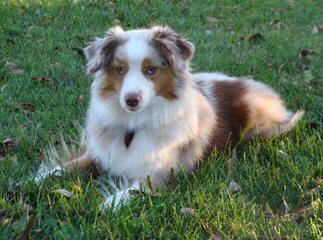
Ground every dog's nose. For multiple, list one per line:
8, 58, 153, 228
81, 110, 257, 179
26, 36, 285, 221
125, 93, 142, 108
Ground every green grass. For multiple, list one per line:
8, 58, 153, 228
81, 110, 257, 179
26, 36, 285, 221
0, 0, 322, 239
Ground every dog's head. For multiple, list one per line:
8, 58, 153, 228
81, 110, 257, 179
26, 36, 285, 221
84, 26, 194, 113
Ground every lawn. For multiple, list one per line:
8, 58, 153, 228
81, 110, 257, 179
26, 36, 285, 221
0, 0, 322, 239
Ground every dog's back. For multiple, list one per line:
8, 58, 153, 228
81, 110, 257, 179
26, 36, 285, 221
195, 72, 304, 150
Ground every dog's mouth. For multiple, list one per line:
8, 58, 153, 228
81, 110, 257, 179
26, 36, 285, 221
125, 106, 141, 112
122, 103, 145, 113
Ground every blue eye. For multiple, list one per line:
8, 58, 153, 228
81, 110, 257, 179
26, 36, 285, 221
146, 66, 158, 76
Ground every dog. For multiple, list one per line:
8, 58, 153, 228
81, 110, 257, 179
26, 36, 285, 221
35, 26, 304, 208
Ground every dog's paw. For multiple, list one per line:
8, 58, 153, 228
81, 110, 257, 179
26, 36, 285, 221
100, 190, 131, 211
34, 163, 65, 184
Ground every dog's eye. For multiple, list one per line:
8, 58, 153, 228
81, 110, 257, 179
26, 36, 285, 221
115, 66, 124, 75
146, 66, 158, 76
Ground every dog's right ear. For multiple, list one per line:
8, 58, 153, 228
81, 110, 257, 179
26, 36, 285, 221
83, 26, 123, 75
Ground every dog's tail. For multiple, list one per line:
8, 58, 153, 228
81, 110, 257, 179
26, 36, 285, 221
275, 110, 305, 135
245, 109, 304, 139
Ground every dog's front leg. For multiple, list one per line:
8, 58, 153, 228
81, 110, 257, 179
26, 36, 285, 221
62, 153, 94, 171
34, 152, 94, 183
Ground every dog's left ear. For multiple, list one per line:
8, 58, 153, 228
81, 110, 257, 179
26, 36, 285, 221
151, 26, 195, 72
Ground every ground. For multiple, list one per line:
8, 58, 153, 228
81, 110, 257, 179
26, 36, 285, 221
0, 0, 322, 239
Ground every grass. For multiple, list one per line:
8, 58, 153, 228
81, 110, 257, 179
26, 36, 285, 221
0, 0, 322, 239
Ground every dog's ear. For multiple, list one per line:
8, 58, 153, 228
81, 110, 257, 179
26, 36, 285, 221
83, 26, 123, 75
151, 26, 195, 72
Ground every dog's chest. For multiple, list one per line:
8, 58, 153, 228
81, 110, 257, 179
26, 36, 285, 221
89, 128, 171, 178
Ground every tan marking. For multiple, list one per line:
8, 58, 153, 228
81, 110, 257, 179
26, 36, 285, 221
100, 58, 128, 99
242, 81, 290, 138
64, 153, 94, 171
141, 58, 177, 100
55, 149, 97, 176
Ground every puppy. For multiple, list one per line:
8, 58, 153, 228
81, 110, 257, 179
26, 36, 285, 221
36, 26, 304, 208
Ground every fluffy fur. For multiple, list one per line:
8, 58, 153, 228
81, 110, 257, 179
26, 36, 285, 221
36, 26, 304, 208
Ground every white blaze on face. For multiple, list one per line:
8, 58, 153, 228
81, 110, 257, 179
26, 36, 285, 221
116, 38, 157, 113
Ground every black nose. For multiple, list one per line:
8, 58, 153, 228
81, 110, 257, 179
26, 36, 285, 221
125, 93, 141, 108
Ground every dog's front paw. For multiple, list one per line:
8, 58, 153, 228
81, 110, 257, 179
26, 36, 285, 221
34, 163, 65, 184
100, 190, 131, 211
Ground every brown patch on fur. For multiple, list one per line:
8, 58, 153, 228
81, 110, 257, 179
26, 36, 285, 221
84, 36, 122, 75
141, 58, 177, 100
100, 58, 128, 99
175, 38, 193, 61
101, 39, 122, 69
151, 31, 175, 68
209, 80, 249, 151
151, 27, 194, 70
62, 152, 96, 175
